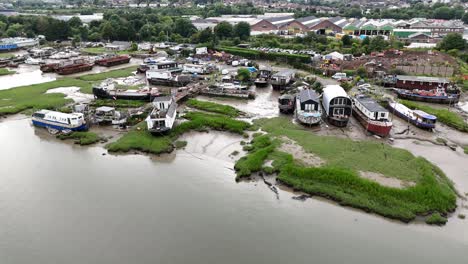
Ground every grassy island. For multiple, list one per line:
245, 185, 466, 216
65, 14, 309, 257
0, 68, 16, 76
57, 131, 101, 145
235, 117, 457, 224
186, 99, 242, 117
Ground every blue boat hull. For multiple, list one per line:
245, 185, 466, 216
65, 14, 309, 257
388, 105, 435, 129
32, 120, 88, 131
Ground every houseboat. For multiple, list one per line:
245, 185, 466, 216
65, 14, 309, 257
146, 96, 177, 134
32, 110, 88, 131
388, 102, 437, 129
93, 81, 159, 101
138, 60, 181, 74
146, 70, 191, 87
201, 82, 255, 99
94, 106, 127, 125
383, 75, 450, 91
56, 59, 93, 75
271, 69, 295, 90
322, 85, 352, 127
182, 63, 213, 75
394, 86, 460, 104
95, 54, 131, 67
254, 65, 272, 87
278, 94, 295, 113
352, 94, 392, 137
295, 89, 322, 125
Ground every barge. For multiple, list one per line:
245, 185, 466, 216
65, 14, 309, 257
138, 60, 181, 74
146, 70, 191, 87
388, 102, 437, 129
32, 110, 88, 131
395, 87, 460, 104
278, 94, 295, 113
322, 85, 352, 127
352, 94, 392, 137
56, 59, 93, 75
201, 82, 255, 99
295, 89, 322, 125
146, 96, 177, 134
95, 54, 131, 67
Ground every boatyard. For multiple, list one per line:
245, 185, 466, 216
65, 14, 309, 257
1, 3, 468, 262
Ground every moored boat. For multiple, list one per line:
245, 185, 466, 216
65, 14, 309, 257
92, 85, 159, 101
388, 102, 437, 129
395, 87, 460, 104
95, 54, 131, 67
146, 96, 177, 134
32, 110, 88, 131
270, 69, 295, 90
146, 70, 191, 87
278, 94, 295, 113
56, 59, 93, 75
295, 89, 322, 125
254, 65, 272, 87
352, 94, 392, 137
322, 85, 352, 127
201, 82, 255, 99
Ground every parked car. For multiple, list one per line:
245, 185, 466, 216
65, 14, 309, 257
332, 72, 349, 81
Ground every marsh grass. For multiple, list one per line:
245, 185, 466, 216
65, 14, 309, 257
0, 68, 15, 76
425, 213, 448, 225
186, 99, 242, 117
234, 117, 457, 224
57, 131, 100, 145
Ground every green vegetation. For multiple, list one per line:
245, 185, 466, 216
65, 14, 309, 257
463, 146, 468, 155
0, 53, 14, 58
0, 78, 91, 115
0, 68, 15, 76
186, 99, 242, 117
82, 47, 144, 55
401, 100, 468, 132
107, 112, 250, 154
57, 131, 100, 145
425, 213, 448, 225
174, 140, 187, 149
91, 99, 146, 108
235, 117, 457, 224
217, 46, 311, 64
78, 66, 138, 82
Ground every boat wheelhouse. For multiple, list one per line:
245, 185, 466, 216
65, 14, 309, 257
352, 95, 392, 137
146, 70, 191, 87
322, 85, 352, 127
278, 94, 295, 113
388, 102, 437, 129
146, 96, 177, 134
254, 65, 272, 87
32, 110, 87, 131
270, 69, 295, 90
296, 89, 322, 125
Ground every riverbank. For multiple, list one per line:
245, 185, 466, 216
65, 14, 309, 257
235, 117, 457, 224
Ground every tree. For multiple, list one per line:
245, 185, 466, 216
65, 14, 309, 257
6, 24, 24, 37
68, 16, 83, 29
214, 21, 233, 39
237, 68, 251, 82
173, 18, 197, 38
433, 7, 452, 20
462, 13, 468, 24
341, 35, 352, 47
100, 21, 115, 40
88, 32, 102, 42
368, 36, 388, 52
130, 42, 138, 51
198, 28, 214, 43
438, 33, 466, 51
233, 22, 250, 41
71, 35, 81, 48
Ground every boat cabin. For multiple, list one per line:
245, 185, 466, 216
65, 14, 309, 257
258, 65, 272, 78
146, 96, 177, 133
298, 89, 320, 112
394, 75, 449, 91
149, 61, 181, 72
353, 95, 389, 121
413, 110, 437, 125
271, 69, 295, 89
322, 85, 352, 127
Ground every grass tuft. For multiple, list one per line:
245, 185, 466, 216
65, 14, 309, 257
57, 131, 100, 145
186, 99, 242, 117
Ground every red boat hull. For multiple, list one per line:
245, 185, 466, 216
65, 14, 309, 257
353, 107, 392, 137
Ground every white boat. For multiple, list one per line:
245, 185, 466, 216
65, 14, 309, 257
322, 85, 352, 127
25, 57, 44, 65
146, 96, 177, 134
32, 110, 88, 131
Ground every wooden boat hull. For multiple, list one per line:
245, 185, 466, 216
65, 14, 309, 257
296, 112, 321, 125
57, 64, 93, 75
396, 91, 459, 104
148, 78, 190, 87
95, 57, 131, 67
353, 106, 392, 137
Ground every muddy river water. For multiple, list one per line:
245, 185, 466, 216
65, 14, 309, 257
1, 83, 468, 263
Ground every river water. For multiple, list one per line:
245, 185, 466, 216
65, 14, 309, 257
0, 116, 467, 264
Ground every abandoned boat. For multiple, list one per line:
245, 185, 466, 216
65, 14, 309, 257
138, 60, 181, 74
92, 83, 159, 101
146, 96, 177, 134
56, 59, 94, 75
322, 85, 352, 127
394, 87, 460, 104
254, 65, 272, 87
146, 70, 191, 87
278, 94, 295, 113
388, 102, 437, 129
201, 82, 255, 99
95, 54, 131, 67
352, 94, 392, 137
32, 110, 88, 131
295, 89, 322, 125
270, 69, 295, 90
94, 106, 127, 125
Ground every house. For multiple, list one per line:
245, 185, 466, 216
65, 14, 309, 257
394, 75, 450, 90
